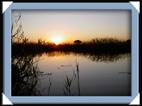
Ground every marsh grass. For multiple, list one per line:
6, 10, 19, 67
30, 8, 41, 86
12, 55, 41, 95
12, 38, 131, 57
12, 55, 54, 96
63, 75, 74, 96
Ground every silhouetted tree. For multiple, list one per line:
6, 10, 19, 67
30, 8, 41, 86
37, 39, 46, 45
74, 40, 82, 44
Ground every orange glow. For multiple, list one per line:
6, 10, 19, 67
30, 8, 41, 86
50, 35, 64, 45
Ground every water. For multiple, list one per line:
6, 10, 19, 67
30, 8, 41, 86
12, 52, 131, 96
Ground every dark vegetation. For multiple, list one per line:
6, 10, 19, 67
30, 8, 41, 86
12, 55, 40, 95
12, 38, 131, 57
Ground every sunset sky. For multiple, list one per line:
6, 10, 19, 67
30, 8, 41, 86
12, 10, 131, 44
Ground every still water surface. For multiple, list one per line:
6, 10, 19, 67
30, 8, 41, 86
32, 52, 131, 96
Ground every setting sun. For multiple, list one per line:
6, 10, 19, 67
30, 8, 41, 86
50, 36, 64, 45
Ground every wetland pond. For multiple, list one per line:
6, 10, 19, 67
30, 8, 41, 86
12, 51, 131, 96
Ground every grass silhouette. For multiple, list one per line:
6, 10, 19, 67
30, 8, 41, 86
12, 38, 131, 57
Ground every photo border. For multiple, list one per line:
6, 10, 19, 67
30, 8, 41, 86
3, 2, 139, 104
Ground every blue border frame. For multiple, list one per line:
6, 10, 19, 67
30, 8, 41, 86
3, 3, 139, 104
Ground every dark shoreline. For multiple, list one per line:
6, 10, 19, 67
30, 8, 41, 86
12, 39, 131, 56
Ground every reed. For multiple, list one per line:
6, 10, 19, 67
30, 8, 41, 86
63, 75, 74, 96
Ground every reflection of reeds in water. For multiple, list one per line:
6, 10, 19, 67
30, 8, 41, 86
86, 53, 130, 62
12, 55, 41, 95
76, 58, 80, 96
47, 73, 52, 96
30, 51, 130, 63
